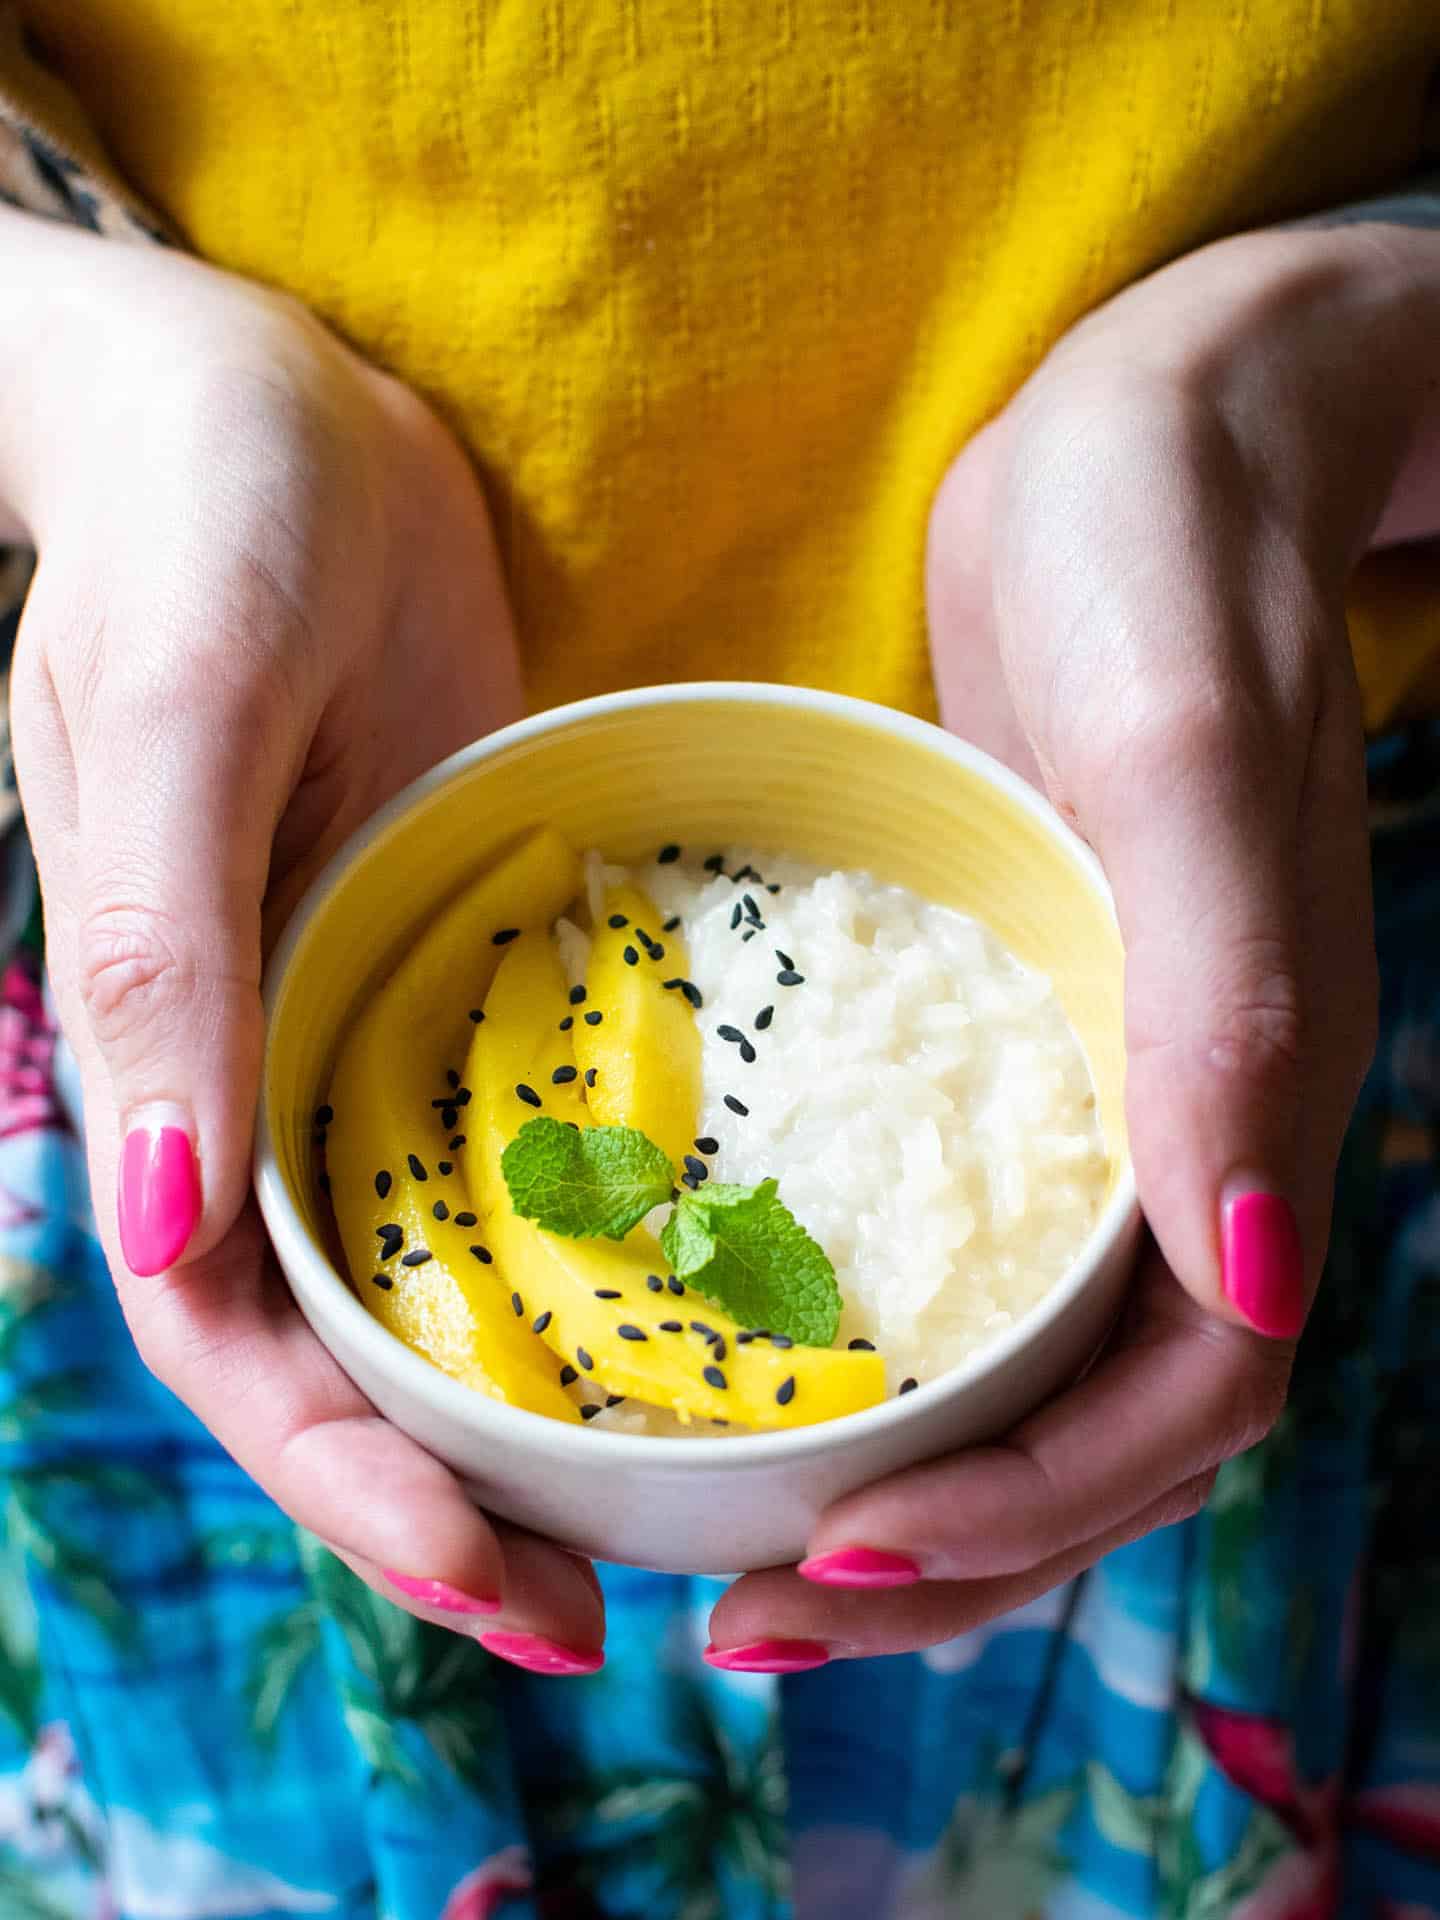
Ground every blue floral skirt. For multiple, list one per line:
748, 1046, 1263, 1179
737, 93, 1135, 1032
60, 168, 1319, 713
2, 638, 1439, 1917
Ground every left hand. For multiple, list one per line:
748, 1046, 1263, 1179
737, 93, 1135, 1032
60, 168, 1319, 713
708, 220, 1440, 1666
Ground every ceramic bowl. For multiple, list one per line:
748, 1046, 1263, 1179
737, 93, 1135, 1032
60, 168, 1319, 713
255, 683, 1139, 1573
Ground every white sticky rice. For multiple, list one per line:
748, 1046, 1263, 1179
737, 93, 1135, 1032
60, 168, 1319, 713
560, 848, 1108, 1434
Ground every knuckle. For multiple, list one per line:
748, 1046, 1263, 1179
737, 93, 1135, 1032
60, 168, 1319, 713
1126, 932, 1304, 1089
77, 902, 192, 1050
1213, 1340, 1292, 1460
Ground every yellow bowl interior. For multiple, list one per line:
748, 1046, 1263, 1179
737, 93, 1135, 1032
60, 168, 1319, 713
265, 695, 1128, 1253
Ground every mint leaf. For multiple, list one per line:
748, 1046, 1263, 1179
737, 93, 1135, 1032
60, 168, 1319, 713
502, 1117, 674, 1240
660, 1178, 841, 1345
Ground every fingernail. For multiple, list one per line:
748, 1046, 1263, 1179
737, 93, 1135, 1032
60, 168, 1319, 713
797, 1546, 923, 1589
479, 1630, 604, 1676
383, 1571, 501, 1615
703, 1639, 831, 1674
1222, 1189, 1305, 1338
118, 1110, 201, 1276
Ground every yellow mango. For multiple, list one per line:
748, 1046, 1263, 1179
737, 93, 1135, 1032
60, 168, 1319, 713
326, 827, 583, 1420
467, 934, 887, 1431
572, 884, 702, 1171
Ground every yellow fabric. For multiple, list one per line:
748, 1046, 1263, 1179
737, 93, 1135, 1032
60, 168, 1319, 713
17, 0, 1440, 725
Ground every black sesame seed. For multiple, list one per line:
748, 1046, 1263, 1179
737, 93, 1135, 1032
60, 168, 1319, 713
402, 1248, 433, 1267
606, 1394, 626, 1407
576, 1346, 594, 1372
559, 1364, 579, 1386
775, 949, 794, 968
515, 1083, 542, 1107
377, 1224, 404, 1258
623, 945, 639, 966
314, 1103, 334, 1127
594, 1289, 622, 1300
741, 929, 756, 942
724, 1095, 749, 1116
585, 1068, 597, 1087
659, 1319, 683, 1332
683, 1154, 709, 1182
646, 1275, 665, 1292
456, 1088, 472, 1105
449, 1135, 467, 1151
647, 942, 665, 961
899, 1377, 919, 1395
739, 1039, 757, 1064
663, 915, 682, 932
440, 1107, 458, 1130
729, 904, 743, 931
776, 1376, 796, 1406
617, 1324, 647, 1342
569, 984, 587, 1005
510, 1291, 524, 1316
754, 1006, 774, 1031
445, 1069, 461, 1090
767, 883, 781, 894
371, 1273, 394, 1290
470, 1245, 493, 1264
777, 970, 805, 987
492, 927, 521, 945
375, 1169, 393, 1198
608, 913, 629, 929
438, 1161, 453, 1176
690, 1320, 715, 1339
717, 1024, 744, 1044
407, 1155, 427, 1181
532, 1310, 553, 1334
771, 1334, 794, 1350
681, 1173, 701, 1190
668, 1276, 685, 1295
584, 1009, 603, 1026
848, 1337, 876, 1351
694, 1136, 719, 1155
737, 1331, 755, 1345
433, 1200, 449, 1221
566, 1121, 580, 1131
658, 843, 682, 864
712, 1336, 727, 1362
551, 1064, 578, 1085
469, 1008, 484, 1023
734, 865, 756, 883
580, 1404, 601, 1420
703, 1365, 728, 1390
559, 1015, 574, 1031
703, 853, 725, 873
454, 1211, 477, 1228
681, 981, 703, 1009
742, 893, 761, 922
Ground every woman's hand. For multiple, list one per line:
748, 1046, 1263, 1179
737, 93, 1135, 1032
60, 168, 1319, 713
708, 220, 1440, 1666
2, 211, 606, 1667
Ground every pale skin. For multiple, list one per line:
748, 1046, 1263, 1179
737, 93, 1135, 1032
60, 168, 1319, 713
3, 205, 1439, 1669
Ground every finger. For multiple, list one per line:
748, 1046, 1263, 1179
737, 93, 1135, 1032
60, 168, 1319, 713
118, 1202, 603, 1664
707, 1473, 1216, 1667
338, 1526, 607, 1672
790, 1245, 1287, 1588
52, 568, 308, 1277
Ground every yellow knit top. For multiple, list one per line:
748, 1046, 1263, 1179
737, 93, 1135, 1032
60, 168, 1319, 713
16, 0, 1440, 727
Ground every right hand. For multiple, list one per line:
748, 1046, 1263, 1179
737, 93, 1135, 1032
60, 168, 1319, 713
2, 209, 606, 1670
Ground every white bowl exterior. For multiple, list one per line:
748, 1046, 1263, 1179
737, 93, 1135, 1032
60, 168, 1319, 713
257, 683, 1140, 1574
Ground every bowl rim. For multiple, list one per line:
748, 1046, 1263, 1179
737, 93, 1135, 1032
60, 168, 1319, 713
255, 681, 1139, 1470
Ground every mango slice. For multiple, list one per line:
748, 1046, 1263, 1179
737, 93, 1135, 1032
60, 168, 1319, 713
572, 884, 701, 1172
326, 828, 583, 1419
466, 938, 887, 1431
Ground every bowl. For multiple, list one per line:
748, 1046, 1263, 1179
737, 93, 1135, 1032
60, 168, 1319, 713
255, 683, 1139, 1574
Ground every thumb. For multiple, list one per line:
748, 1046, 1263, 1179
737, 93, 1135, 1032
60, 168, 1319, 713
71, 695, 284, 1279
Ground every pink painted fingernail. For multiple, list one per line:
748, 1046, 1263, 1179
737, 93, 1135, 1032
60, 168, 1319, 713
118, 1114, 201, 1276
797, 1546, 923, 1589
703, 1639, 831, 1674
383, 1572, 501, 1615
1222, 1190, 1305, 1338
479, 1631, 604, 1676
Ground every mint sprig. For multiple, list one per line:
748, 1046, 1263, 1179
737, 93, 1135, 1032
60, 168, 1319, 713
661, 1179, 841, 1346
501, 1117, 673, 1241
